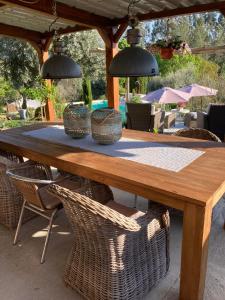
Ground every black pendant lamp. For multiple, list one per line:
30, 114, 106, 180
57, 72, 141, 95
41, 1, 81, 80
41, 37, 81, 79
109, 1, 159, 77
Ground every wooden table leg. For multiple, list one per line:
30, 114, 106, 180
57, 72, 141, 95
179, 203, 212, 300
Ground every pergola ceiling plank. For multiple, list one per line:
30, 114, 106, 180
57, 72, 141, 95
0, 0, 225, 42
114, 0, 225, 24
0, 5, 77, 32
59, 0, 125, 18
1, 0, 114, 27
118, 0, 165, 12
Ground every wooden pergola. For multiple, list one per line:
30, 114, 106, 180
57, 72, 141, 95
0, 0, 225, 119
1, 0, 225, 120
0, 1, 225, 299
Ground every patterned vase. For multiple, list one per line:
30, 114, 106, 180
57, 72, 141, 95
63, 103, 91, 138
91, 108, 122, 145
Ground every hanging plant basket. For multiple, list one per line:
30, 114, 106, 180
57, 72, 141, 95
148, 36, 191, 60
160, 48, 174, 60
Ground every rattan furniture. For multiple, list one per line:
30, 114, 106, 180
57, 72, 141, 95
164, 112, 176, 129
0, 156, 23, 228
126, 103, 165, 133
174, 127, 221, 142
197, 104, 225, 140
174, 128, 225, 227
6, 161, 83, 263
0, 151, 26, 229
183, 112, 197, 128
49, 181, 170, 300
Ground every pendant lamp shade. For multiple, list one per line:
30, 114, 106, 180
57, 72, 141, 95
109, 46, 159, 77
41, 54, 82, 79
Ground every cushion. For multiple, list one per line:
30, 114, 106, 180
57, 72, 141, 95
106, 201, 145, 219
38, 176, 82, 210
38, 186, 62, 210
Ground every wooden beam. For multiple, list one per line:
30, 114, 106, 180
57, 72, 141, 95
191, 45, 225, 55
45, 25, 90, 37
0, 22, 42, 43
2, 0, 113, 28
113, 23, 128, 43
98, 27, 119, 109
97, 28, 112, 48
114, 1, 225, 25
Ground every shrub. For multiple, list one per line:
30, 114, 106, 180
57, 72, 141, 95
130, 95, 141, 103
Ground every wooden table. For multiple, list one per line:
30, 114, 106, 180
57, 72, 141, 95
1, 122, 225, 300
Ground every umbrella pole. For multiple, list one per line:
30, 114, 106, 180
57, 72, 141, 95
201, 97, 203, 111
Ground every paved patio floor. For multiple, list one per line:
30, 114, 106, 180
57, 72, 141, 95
1, 188, 225, 300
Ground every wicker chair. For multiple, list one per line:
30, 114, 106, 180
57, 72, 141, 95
49, 182, 170, 300
173, 128, 225, 226
174, 127, 221, 142
126, 103, 165, 133
6, 160, 84, 263
0, 151, 27, 229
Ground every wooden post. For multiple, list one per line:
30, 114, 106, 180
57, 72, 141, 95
105, 43, 119, 110
98, 28, 120, 110
40, 48, 55, 122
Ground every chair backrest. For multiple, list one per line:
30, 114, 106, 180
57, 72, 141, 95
6, 102, 18, 113
0, 150, 23, 163
126, 103, 152, 131
49, 182, 140, 238
7, 161, 53, 210
174, 128, 221, 142
207, 104, 225, 140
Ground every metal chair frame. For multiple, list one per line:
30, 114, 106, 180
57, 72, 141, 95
6, 167, 67, 264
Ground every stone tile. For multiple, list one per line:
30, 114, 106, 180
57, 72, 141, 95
0, 189, 225, 300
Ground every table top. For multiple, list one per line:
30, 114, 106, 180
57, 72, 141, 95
0, 122, 225, 210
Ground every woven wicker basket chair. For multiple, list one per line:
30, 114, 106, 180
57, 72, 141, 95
174, 127, 221, 142
173, 128, 225, 225
0, 150, 27, 229
6, 160, 84, 263
49, 182, 170, 300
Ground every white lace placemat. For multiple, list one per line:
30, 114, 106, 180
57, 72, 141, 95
23, 125, 204, 172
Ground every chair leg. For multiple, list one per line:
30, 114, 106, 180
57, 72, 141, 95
41, 209, 57, 264
13, 200, 26, 245
223, 221, 225, 230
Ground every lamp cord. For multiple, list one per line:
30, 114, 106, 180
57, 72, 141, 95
48, 0, 59, 34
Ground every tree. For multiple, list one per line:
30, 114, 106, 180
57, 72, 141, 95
58, 30, 106, 100
0, 37, 39, 89
82, 78, 93, 108
0, 77, 19, 106
62, 30, 105, 79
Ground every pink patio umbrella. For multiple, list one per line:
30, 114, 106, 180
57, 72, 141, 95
142, 87, 190, 104
179, 84, 218, 110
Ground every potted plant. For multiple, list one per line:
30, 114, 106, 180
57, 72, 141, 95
150, 36, 190, 59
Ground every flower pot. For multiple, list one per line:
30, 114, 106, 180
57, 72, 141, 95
18, 109, 27, 120
160, 48, 174, 59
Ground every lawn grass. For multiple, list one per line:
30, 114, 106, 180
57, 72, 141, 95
0, 118, 40, 129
